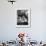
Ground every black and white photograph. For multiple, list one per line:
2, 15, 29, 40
16, 8, 31, 28
17, 10, 28, 25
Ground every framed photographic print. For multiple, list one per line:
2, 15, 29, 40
16, 8, 31, 28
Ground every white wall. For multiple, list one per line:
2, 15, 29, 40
0, 0, 46, 42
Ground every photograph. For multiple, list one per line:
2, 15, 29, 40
16, 8, 31, 28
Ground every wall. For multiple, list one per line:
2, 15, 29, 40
0, 0, 46, 42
